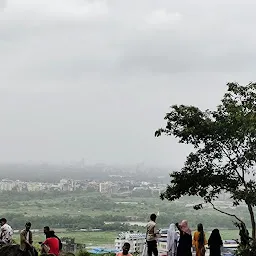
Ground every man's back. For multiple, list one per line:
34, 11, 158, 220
146, 221, 157, 241
44, 237, 59, 255
53, 234, 62, 250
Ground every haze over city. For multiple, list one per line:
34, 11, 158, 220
1, 0, 256, 167
1, 2, 256, 256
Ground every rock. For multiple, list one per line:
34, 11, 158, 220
0, 244, 31, 256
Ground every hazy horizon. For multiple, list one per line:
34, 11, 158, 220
1, 0, 256, 167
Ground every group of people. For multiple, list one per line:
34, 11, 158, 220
0, 218, 62, 256
0, 214, 225, 256
146, 214, 223, 256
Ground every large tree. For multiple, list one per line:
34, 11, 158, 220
155, 83, 256, 239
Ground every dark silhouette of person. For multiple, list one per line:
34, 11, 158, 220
208, 229, 223, 256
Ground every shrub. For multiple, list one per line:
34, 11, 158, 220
76, 250, 90, 256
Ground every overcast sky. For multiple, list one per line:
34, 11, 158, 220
0, 0, 256, 167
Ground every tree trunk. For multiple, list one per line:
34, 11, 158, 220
248, 204, 256, 240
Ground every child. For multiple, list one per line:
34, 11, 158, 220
116, 242, 133, 256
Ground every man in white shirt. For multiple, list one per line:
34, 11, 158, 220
0, 218, 13, 245
146, 214, 159, 256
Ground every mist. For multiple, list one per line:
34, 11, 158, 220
1, 0, 256, 167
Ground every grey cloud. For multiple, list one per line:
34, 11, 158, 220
0, 0, 255, 166
3, 0, 256, 78
0, 0, 6, 9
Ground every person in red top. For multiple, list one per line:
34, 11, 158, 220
41, 230, 60, 256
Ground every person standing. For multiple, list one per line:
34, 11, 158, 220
20, 222, 38, 256
167, 223, 178, 256
193, 223, 207, 256
176, 220, 192, 256
208, 229, 223, 256
146, 213, 159, 256
0, 218, 13, 245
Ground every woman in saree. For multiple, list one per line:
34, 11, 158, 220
193, 223, 207, 256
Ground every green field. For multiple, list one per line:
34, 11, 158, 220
13, 231, 117, 246
207, 229, 239, 240
12, 229, 240, 247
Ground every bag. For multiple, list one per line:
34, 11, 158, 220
200, 246, 206, 256
42, 244, 50, 253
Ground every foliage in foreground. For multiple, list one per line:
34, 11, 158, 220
76, 251, 91, 256
156, 82, 256, 242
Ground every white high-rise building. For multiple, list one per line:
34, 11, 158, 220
99, 182, 112, 194
0, 179, 16, 191
115, 231, 146, 254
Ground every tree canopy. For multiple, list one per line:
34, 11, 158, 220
155, 82, 256, 239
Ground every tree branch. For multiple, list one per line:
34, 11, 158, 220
222, 147, 245, 183
209, 202, 245, 224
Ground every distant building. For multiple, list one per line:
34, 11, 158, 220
115, 231, 145, 253
99, 182, 119, 194
59, 179, 76, 191
27, 182, 48, 191
149, 187, 161, 196
157, 229, 180, 255
61, 237, 86, 254
118, 186, 130, 193
158, 229, 168, 254
0, 179, 16, 191
88, 181, 100, 191
99, 182, 111, 193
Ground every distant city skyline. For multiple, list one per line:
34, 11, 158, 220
0, 177, 166, 196
0, 159, 178, 169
